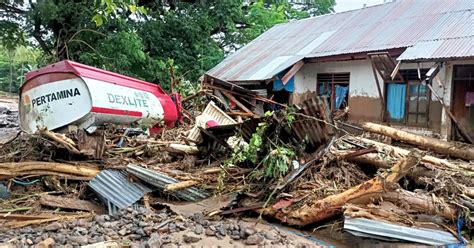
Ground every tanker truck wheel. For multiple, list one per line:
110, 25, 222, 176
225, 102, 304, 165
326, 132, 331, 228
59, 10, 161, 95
0, 183, 10, 199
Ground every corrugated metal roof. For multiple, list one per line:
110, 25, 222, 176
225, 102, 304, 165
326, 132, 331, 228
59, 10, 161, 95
398, 36, 474, 60
344, 217, 460, 245
88, 170, 151, 214
127, 164, 209, 201
207, 0, 473, 82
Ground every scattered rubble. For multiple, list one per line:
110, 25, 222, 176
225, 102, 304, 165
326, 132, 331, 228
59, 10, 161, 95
0, 74, 473, 247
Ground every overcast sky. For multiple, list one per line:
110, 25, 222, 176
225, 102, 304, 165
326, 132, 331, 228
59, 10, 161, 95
334, 0, 386, 12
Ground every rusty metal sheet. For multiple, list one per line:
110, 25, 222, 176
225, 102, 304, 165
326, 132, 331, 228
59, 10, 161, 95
207, 0, 473, 82
398, 36, 474, 61
290, 96, 334, 151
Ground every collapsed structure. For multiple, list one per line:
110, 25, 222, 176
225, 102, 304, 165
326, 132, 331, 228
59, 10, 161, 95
0, 0, 473, 246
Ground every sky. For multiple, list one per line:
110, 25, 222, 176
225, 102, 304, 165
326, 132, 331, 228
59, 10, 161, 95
334, 0, 386, 12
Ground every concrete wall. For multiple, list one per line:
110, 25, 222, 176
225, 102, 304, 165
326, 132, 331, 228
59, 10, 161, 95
291, 59, 451, 134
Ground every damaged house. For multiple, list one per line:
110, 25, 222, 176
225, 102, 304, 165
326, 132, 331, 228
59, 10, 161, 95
204, 0, 474, 142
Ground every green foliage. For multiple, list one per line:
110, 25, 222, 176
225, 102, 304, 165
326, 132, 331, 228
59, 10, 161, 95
0, 46, 41, 93
227, 122, 267, 166
261, 146, 295, 179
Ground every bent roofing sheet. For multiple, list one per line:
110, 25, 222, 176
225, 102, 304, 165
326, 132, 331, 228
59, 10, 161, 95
207, 0, 473, 82
88, 170, 151, 210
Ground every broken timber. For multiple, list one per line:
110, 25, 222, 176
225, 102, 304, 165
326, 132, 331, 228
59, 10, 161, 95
39, 195, 105, 214
361, 122, 474, 161
262, 150, 423, 226
0, 161, 100, 180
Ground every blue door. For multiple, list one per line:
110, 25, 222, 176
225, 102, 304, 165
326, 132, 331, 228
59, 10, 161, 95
386, 83, 406, 121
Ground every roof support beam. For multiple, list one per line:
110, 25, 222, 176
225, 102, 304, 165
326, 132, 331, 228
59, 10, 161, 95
282, 60, 304, 85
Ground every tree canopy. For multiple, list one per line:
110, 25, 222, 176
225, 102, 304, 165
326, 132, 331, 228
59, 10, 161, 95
0, 0, 335, 92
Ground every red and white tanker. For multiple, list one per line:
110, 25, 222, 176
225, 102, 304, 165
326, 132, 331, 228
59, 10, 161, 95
19, 60, 181, 133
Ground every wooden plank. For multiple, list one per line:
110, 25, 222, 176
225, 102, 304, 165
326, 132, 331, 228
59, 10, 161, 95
369, 58, 387, 122
221, 91, 256, 117
282, 61, 304, 85
39, 195, 105, 214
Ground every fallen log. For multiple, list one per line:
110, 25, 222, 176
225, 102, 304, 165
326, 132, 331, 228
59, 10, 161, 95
347, 152, 439, 184
262, 150, 423, 226
164, 180, 200, 192
39, 195, 105, 214
354, 137, 472, 171
382, 189, 456, 220
163, 144, 200, 155
0, 162, 100, 180
361, 122, 474, 160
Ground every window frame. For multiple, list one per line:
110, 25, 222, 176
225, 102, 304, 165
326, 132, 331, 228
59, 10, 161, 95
316, 73, 350, 111
383, 69, 431, 127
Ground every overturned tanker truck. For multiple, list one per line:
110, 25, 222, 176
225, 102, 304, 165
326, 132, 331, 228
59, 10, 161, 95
19, 60, 181, 134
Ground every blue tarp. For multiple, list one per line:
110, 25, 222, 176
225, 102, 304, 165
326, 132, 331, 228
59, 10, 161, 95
335, 85, 349, 109
386, 83, 406, 121
273, 71, 295, 92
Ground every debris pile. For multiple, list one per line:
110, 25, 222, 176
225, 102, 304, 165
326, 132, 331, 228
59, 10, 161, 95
0, 85, 473, 246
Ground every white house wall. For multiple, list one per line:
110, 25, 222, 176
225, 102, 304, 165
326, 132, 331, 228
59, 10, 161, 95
291, 59, 452, 133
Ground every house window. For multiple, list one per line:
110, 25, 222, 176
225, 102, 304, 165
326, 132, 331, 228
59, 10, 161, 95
385, 69, 430, 125
317, 73, 350, 111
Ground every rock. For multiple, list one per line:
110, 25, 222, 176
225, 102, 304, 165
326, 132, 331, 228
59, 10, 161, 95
143, 226, 153, 235
231, 235, 241, 240
138, 221, 149, 227
147, 233, 161, 248
55, 233, 66, 244
204, 229, 215, 236
244, 227, 256, 236
34, 236, 43, 244
135, 228, 146, 237
161, 235, 172, 244
245, 234, 264, 245
194, 224, 203, 235
101, 222, 112, 228
69, 235, 88, 245
191, 213, 205, 224
183, 232, 201, 243
74, 227, 88, 235
75, 219, 88, 227
118, 228, 127, 236
264, 232, 277, 240
176, 222, 186, 231
94, 215, 107, 223
26, 239, 33, 245
44, 222, 62, 231
217, 225, 226, 236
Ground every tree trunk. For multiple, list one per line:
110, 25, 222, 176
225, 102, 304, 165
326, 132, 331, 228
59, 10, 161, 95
355, 137, 472, 171
165, 180, 200, 192
0, 161, 100, 179
347, 152, 439, 182
263, 150, 423, 226
361, 122, 474, 160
